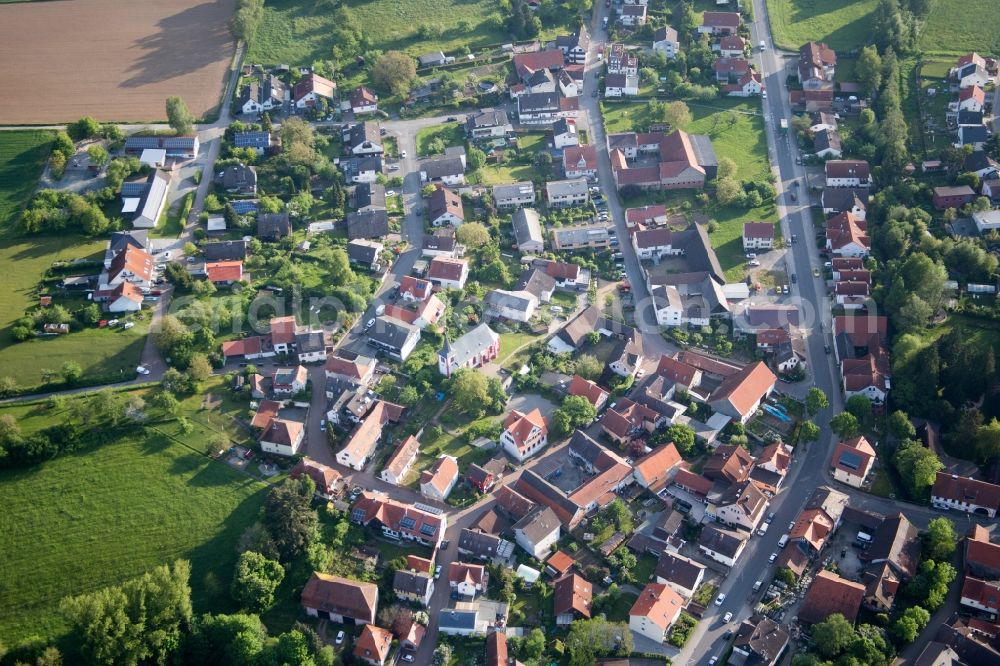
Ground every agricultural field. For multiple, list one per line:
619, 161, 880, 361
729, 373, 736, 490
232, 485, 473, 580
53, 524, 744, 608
919, 0, 1000, 55
0, 423, 267, 644
0, 0, 237, 123
602, 99, 777, 280
765, 0, 878, 52
247, 0, 506, 67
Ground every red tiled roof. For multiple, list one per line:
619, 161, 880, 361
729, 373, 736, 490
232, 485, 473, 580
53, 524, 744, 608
421, 455, 458, 496
656, 354, 700, 386
353, 624, 392, 664
567, 374, 609, 408
503, 408, 547, 449
553, 573, 592, 618
270, 315, 298, 345
674, 468, 713, 496
710, 361, 777, 418
830, 435, 875, 478
546, 550, 575, 575
826, 160, 871, 180
799, 570, 865, 624
301, 572, 377, 622
967, 528, 1000, 571
427, 256, 468, 281
629, 582, 684, 630
933, 472, 1000, 511
962, 576, 1000, 612
634, 443, 682, 489
205, 260, 243, 283
513, 49, 565, 78
743, 221, 773, 240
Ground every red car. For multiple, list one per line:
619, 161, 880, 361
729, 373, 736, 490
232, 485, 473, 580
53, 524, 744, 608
150, 290, 163, 296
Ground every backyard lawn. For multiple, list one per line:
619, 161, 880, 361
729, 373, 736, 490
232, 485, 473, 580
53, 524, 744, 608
603, 99, 777, 280
765, 0, 878, 52
0, 429, 268, 644
476, 163, 536, 186
416, 122, 467, 157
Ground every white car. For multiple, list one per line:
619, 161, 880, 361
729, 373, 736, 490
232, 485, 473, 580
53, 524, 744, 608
402, 656, 415, 663
388, 164, 400, 171
136, 366, 150, 375
107, 319, 120, 327
386, 190, 396, 196
364, 318, 376, 330
748, 260, 761, 267
769, 552, 778, 562
762, 90, 768, 99
714, 593, 726, 606
335, 631, 345, 645
122, 322, 135, 330
434, 565, 442, 579
400, 150, 407, 158
723, 612, 733, 622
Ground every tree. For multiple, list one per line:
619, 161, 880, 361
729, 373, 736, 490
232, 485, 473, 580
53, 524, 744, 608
666, 423, 696, 456
894, 440, 944, 499
0, 376, 17, 397
976, 418, 1000, 465
661, 100, 692, 129
61, 361, 82, 384
830, 412, 860, 439
86, 144, 109, 168
716, 176, 745, 206
534, 151, 553, 179
449, 369, 491, 416
716, 156, 738, 180
892, 606, 929, 643
187, 353, 213, 384
553, 395, 597, 436
61, 560, 192, 666
805, 387, 829, 415
812, 613, 855, 658
923, 516, 957, 561
231, 551, 284, 612
264, 476, 319, 561
372, 51, 416, 95
455, 222, 491, 248
68, 116, 102, 140
887, 410, 916, 441
856, 45, 883, 95
574, 354, 603, 380
565, 618, 632, 665
800, 420, 821, 443
846, 394, 873, 423
467, 147, 487, 170
166, 96, 195, 135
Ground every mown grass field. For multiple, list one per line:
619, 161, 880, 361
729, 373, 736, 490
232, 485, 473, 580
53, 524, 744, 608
0, 132, 148, 390
416, 122, 466, 156
765, 0, 877, 51
603, 99, 777, 281
920, 0, 1000, 55
0, 425, 268, 644
247, 0, 506, 66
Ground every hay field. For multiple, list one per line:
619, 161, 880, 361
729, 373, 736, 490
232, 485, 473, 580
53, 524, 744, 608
0, 0, 237, 124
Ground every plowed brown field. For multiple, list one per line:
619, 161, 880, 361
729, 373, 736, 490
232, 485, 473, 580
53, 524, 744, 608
0, 0, 237, 124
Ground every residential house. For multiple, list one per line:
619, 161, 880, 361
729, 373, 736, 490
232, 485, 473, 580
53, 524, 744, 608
293, 73, 336, 109
814, 129, 843, 158
960, 576, 1000, 618
368, 317, 421, 361
349, 86, 378, 114
633, 443, 682, 491
826, 211, 870, 257
485, 289, 538, 322
345, 122, 384, 156
335, 400, 403, 470
346, 209, 390, 240
567, 374, 610, 411
608, 129, 717, 192
458, 527, 511, 562
486, 632, 508, 666
629, 583, 684, 643
625, 204, 668, 228
830, 435, 876, 488
698, 524, 750, 567
605, 72, 640, 97
654, 552, 705, 599
973, 209, 1000, 234
341, 154, 383, 184
841, 345, 891, 404
123, 135, 199, 157
931, 473, 1000, 517
427, 184, 465, 226
708, 362, 777, 424
652, 26, 680, 58
301, 572, 378, 623
103, 230, 149, 268
517, 91, 578, 125
104, 282, 143, 312
291, 458, 344, 500
295, 329, 330, 363
546, 551, 575, 578
202, 239, 248, 262
380, 435, 420, 486
421, 156, 466, 187
822, 188, 869, 220
351, 491, 447, 548
563, 145, 598, 180
798, 570, 865, 624
221, 164, 257, 194
501, 408, 548, 462
632, 228, 676, 260
257, 212, 291, 240
959, 85, 985, 112
493, 181, 536, 208
513, 506, 561, 558
393, 569, 434, 607
674, 468, 715, 500
465, 109, 512, 139
272, 365, 308, 395
449, 562, 486, 599
967, 525, 1000, 580
234, 130, 272, 151
954, 61, 990, 89
732, 615, 790, 666
205, 260, 243, 285
353, 625, 392, 666
545, 178, 590, 207
347, 239, 384, 271
259, 418, 305, 457
438, 324, 500, 376
423, 228, 458, 257
742, 222, 774, 250
554, 573, 592, 625
933, 185, 977, 210
418, 51, 447, 67
825, 160, 872, 188
601, 398, 661, 444
699, 11, 740, 35
427, 256, 469, 290
466, 458, 506, 494
512, 208, 545, 253
798, 42, 837, 89
717, 34, 746, 58
325, 351, 376, 387
537, 258, 590, 290
620, 3, 647, 26
556, 25, 590, 64
711, 480, 769, 532
607, 43, 638, 75
552, 224, 612, 250
786, 485, 850, 561
725, 71, 764, 97
714, 57, 750, 82
552, 118, 579, 149
420, 455, 459, 502
609, 328, 645, 378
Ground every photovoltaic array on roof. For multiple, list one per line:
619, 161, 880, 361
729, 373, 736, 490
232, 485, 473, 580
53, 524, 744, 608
120, 182, 145, 197
235, 131, 270, 149
125, 136, 161, 150
350, 508, 365, 522
232, 200, 259, 214
420, 523, 436, 536
400, 516, 417, 529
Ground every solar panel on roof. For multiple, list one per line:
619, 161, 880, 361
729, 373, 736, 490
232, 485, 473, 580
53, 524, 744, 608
350, 508, 366, 522
232, 201, 259, 214
838, 451, 861, 471
125, 136, 160, 149
400, 516, 417, 529
420, 523, 436, 536
234, 131, 270, 149
120, 182, 145, 197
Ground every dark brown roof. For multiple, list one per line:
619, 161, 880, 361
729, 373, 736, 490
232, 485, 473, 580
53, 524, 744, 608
865, 512, 921, 579
703, 444, 754, 485
300, 572, 377, 622
798, 570, 865, 624
553, 573, 592, 618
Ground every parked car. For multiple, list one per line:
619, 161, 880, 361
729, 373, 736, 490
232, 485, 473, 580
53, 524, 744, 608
402, 655, 415, 663
714, 593, 726, 606
364, 318, 376, 330
769, 552, 778, 562
335, 631, 345, 645
434, 565, 442, 579
136, 365, 150, 375
400, 150, 407, 158
320, 419, 326, 432
723, 612, 733, 622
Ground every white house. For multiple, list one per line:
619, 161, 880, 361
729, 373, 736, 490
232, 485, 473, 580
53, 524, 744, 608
501, 408, 548, 462
825, 160, 872, 188
380, 435, 420, 486
420, 455, 459, 501
105, 282, 143, 312
605, 73, 640, 97
931, 472, 1000, 517
742, 222, 774, 250
973, 209, 1000, 234
485, 289, 538, 323
652, 26, 680, 58
629, 583, 684, 644
427, 257, 469, 290
260, 419, 305, 457
513, 507, 561, 559
830, 435, 876, 488
632, 228, 676, 260
710, 481, 769, 532
697, 525, 749, 568
552, 119, 579, 149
